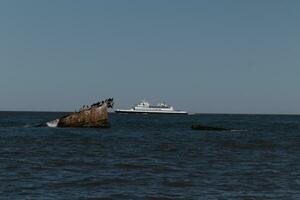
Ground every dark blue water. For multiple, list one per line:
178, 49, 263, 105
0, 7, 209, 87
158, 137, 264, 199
1, 112, 300, 199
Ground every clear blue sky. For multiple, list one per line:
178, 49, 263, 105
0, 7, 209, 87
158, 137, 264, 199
1, 0, 299, 114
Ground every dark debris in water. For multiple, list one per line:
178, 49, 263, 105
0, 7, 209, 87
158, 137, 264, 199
191, 124, 230, 131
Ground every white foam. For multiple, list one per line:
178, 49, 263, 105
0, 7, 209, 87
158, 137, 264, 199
46, 119, 59, 127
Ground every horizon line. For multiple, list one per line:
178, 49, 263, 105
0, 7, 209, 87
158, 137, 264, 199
0, 110, 299, 116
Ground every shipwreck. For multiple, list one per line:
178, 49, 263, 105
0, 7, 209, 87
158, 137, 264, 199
46, 98, 114, 128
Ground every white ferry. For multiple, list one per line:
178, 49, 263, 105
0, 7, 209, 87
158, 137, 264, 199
115, 100, 188, 114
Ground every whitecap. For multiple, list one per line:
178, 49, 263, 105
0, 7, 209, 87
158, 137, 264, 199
46, 119, 59, 127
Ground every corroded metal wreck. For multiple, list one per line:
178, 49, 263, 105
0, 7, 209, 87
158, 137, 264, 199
46, 98, 114, 128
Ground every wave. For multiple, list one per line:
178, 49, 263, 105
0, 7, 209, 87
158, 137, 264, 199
230, 129, 248, 132
46, 119, 59, 128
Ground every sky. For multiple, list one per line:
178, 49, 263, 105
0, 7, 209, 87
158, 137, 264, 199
0, 0, 299, 114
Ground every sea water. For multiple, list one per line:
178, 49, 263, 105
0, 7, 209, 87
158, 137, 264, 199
0, 112, 300, 199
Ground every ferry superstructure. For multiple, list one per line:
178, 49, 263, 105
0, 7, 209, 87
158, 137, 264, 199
115, 100, 188, 114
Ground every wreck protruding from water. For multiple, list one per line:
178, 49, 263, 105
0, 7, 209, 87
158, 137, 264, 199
46, 98, 114, 128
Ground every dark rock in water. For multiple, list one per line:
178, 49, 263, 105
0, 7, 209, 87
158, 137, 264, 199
46, 98, 114, 128
191, 124, 229, 131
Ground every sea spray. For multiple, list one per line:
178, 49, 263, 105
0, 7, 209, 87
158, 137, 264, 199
46, 119, 59, 127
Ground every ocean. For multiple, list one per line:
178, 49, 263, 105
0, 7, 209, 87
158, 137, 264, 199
0, 112, 300, 199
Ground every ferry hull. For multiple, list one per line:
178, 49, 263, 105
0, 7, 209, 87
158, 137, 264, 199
115, 110, 188, 115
